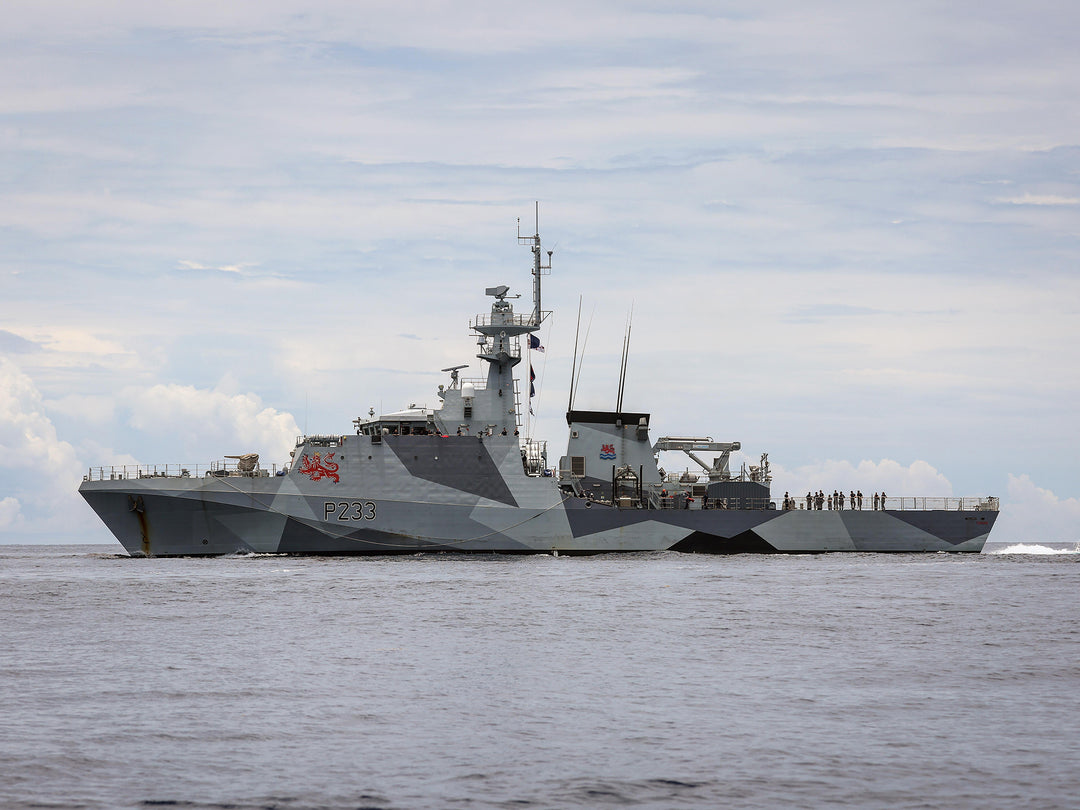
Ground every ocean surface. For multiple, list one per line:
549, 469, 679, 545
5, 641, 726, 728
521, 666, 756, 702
1, 542, 1078, 810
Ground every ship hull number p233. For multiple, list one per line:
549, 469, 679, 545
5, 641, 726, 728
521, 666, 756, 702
324, 501, 376, 521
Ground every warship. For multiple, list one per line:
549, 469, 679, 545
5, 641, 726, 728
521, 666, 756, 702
80, 218, 999, 556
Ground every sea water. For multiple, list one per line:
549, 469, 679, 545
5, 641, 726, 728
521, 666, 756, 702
1, 543, 1078, 809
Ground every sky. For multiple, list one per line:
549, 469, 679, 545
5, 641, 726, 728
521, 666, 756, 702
2, 0, 1078, 545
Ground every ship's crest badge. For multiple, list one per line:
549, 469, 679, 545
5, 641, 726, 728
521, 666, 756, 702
599, 443, 616, 460
299, 451, 340, 483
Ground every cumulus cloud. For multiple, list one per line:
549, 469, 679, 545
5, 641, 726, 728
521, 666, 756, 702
43, 393, 116, 426
770, 458, 954, 500
0, 357, 81, 481
127, 383, 300, 463
991, 474, 1080, 543
0, 364, 299, 542
0, 496, 21, 530
0, 357, 87, 539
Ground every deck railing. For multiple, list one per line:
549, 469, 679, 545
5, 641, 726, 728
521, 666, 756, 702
782, 496, 1000, 512
640, 494, 998, 512
471, 314, 536, 329
83, 462, 282, 481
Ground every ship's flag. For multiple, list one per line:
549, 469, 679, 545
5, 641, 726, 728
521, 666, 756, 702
530, 382, 535, 397
529, 334, 545, 353
530, 365, 536, 382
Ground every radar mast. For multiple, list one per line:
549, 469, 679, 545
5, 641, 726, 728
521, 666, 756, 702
518, 201, 552, 327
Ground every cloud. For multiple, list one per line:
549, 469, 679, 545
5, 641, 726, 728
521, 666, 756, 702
996, 193, 1080, 206
0, 496, 20, 530
769, 457, 954, 500
41, 394, 116, 426
783, 304, 885, 322
126, 383, 301, 463
992, 474, 1080, 543
177, 259, 262, 276
0, 357, 87, 539
1004, 187, 1080, 206
0, 357, 81, 480
30, 330, 135, 364
0, 330, 41, 354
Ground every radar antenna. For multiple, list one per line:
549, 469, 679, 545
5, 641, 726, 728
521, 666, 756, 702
517, 201, 552, 327
441, 364, 468, 388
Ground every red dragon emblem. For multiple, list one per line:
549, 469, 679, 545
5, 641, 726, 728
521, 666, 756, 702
298, 451, 340, 483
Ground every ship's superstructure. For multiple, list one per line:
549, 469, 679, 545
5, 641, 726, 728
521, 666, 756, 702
80, 216, 999, 556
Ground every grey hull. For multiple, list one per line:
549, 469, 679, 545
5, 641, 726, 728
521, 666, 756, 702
80, 470, 996, 557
